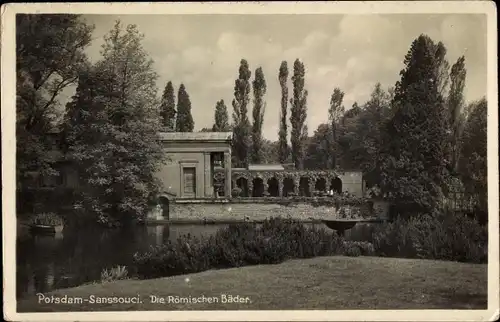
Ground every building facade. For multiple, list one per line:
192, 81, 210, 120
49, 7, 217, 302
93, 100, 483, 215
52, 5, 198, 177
219, 168, 364, 198
155, 132, 365, 200
155, 132, 233, 199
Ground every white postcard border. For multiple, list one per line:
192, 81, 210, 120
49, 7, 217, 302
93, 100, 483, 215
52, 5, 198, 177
2, 2, 498, 321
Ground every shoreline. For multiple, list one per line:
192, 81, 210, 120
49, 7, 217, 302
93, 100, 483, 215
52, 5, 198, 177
18, 216, 385, 228
143, 217, 385, 225
143, 218, 320, 225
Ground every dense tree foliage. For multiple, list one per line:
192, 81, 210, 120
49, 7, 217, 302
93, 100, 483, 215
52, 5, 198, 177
160, 81, 176, 131
459, 98, 487, 212
304, 123, 331, 170
328, 88, 345, 169
341, 84, 391, 186
212, 99, 231, 132
306, 83, 391, 187
301, 35, 486, 218
63, 21, 165, 226
290, 59, 308, 170
261, 139, 280, 164
251, 67, 267, 163
16, 14, 94, 186
231, 59, 252, 167
278, 61, 290, 164
379, 35, 450, 214
446, 56, 467, 172
175, 83, 194, 132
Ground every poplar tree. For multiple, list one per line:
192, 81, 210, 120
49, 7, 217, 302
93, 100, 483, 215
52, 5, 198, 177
278, 61, 289, 164
328, 88, 345, 169
251, 67, 267, 163
290, 59, 308, 170
232, 59, 252, 167
447, 56, 467, 172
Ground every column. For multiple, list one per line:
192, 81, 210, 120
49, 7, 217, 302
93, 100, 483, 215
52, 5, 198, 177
293, 176, 299, 195
278, 178, 284, 197
309, 178, 315, 197
224, 151, 231, 198
204, 153, 212, 197
248, 177, 254, 198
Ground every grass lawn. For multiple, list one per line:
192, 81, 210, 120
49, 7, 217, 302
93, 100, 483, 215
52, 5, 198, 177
17, 256, 487, 312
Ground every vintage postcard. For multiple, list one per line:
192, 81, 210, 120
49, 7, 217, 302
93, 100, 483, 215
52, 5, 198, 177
2, 1, 498, 321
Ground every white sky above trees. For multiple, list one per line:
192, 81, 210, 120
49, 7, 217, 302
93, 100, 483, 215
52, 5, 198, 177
75, 14, 487, 140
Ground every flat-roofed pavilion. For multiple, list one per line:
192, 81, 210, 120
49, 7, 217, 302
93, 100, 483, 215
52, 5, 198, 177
155, 132, 233, 199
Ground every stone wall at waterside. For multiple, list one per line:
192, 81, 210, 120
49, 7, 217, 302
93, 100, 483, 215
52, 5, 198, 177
167, 200, 389, 222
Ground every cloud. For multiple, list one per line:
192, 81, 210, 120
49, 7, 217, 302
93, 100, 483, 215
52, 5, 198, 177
78, 14, 487, 141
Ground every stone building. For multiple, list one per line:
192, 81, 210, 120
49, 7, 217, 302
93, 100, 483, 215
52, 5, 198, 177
155, 132, 365, 200
217, 167, 364, 198
155, 132, 233, 199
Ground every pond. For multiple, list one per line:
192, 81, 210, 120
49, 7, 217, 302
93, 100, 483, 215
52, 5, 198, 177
16, 222, 377, 299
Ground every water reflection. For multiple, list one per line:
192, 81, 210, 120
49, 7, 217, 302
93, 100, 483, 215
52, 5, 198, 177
16, 222, 377, 299
147, 225, 168, 246
16, 223, 230, 299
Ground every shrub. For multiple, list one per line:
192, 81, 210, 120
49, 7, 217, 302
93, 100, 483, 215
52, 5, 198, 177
342, 241, 375, 257
133, 234, 210, 278
372, 211, 487, 263
101, 265, 129, 283
413, 212, 487, 263
350, 241, 375, 255
312, 191, 326, 197
344, 244, 362, 257
133, 217, 347, 279
371, 216, 417, 258
29, 212, 64, 226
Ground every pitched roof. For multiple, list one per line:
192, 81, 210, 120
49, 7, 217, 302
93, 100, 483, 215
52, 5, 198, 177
158, 132, 233, 142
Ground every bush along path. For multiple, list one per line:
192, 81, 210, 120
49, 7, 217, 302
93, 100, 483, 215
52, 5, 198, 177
133, 217, 374, 279
132, 214, 486, 280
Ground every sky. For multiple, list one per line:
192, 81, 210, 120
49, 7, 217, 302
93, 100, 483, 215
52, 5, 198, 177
76, 14, 487, 141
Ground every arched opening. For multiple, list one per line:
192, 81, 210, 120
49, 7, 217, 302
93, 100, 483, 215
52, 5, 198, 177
367, 201, 375, 215
267, 177, 279, 197
314, 178, 327, 192
158, 196, 170, 220
236, 177, 249, 197
252, 177, 265, 197
299, 177, 311, 197
330, 177, 342, 194
283, 177, 295, 197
